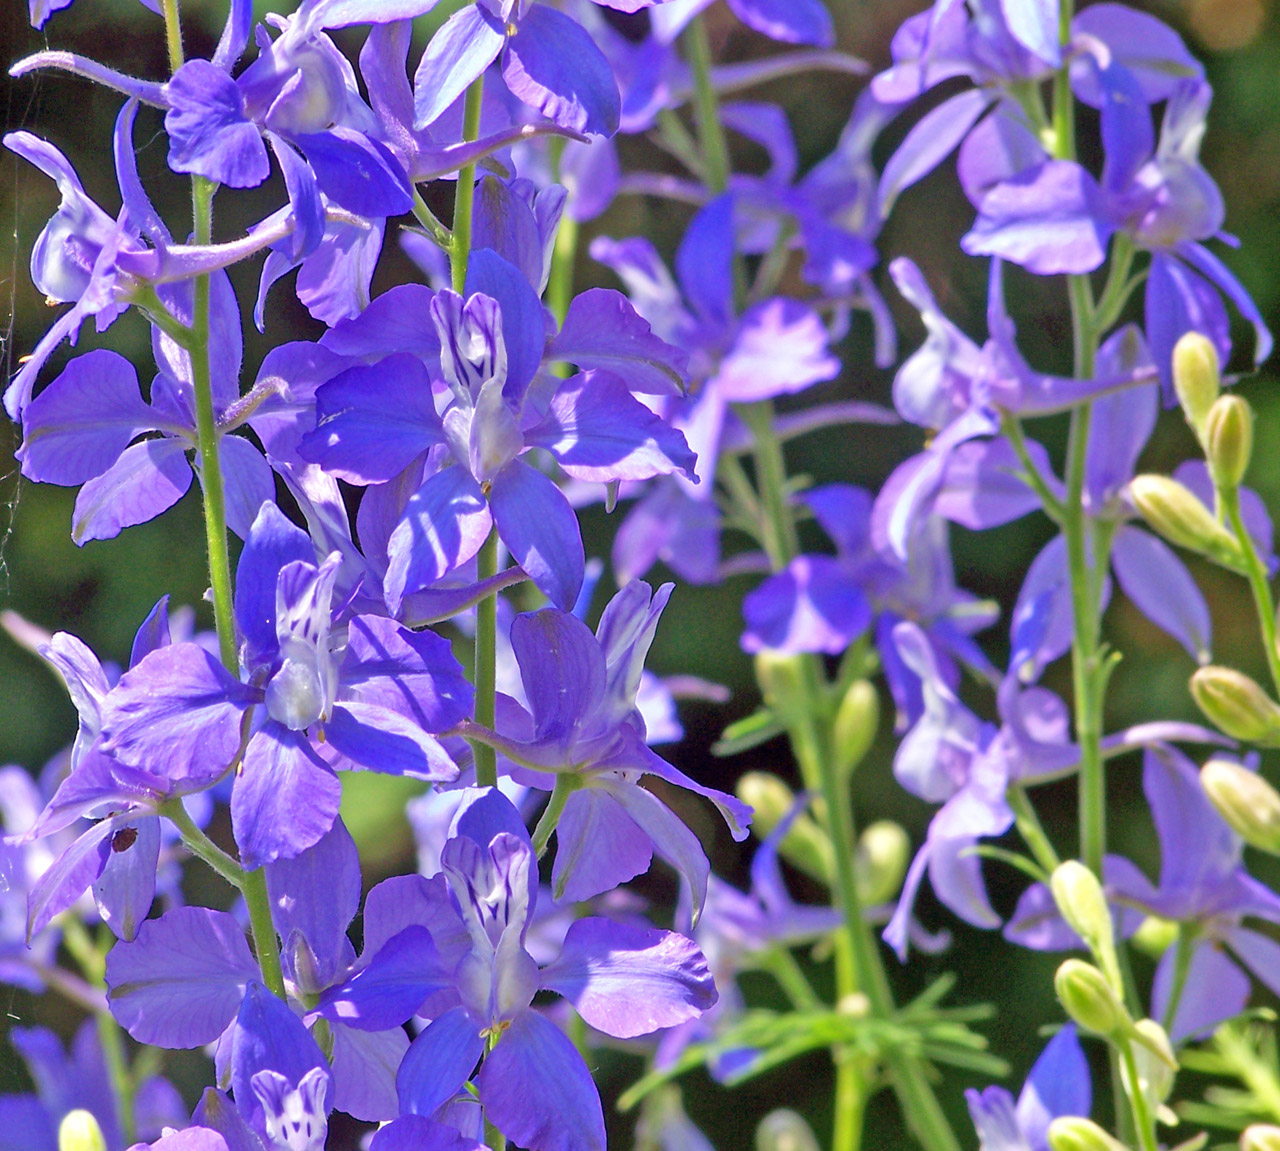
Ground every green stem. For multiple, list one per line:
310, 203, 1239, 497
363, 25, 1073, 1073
532, 775, 576, 858
472, 528, 500, 789
450, 76, 486, 293
683, 18, 731, 196
545, 135, 579, 332
1222, 484, 1280, 696
162, 799, 245, 887
242, 867, 288, 1000
1002, 414, 1064, 523
758, 947, 823, 1010
738, 402, 799, 567
187, 177, 238, 673
1006, 785, 1061, 873
412, 188, 453, 250
1160, 926, 1195, 1036
158, 0, 184, 73
1119, 1042, 1161, 1151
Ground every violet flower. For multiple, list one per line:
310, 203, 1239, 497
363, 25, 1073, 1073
1007, 746, 1280, 1042
965, 1024, 1091, 1151
333, 789, 716, 1151
98, 503, 471, 867
461, 583, 752, 912
299, 247, 695, 611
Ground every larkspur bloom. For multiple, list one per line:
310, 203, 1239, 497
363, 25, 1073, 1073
461, 582, 751, 911
98, 503, 471, 866
965, 1024, 1091, 1151
1006, 746, 1280, 1041
315, 789, 716, 1151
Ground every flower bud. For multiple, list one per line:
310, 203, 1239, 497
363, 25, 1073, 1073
1206, 395, 1254, 490
1047, 1117, 1130, 1151
735, 773, 832, 882
1051, 861, 1115, 957
1130, 915, 1177, 959
855, 821, 910, 906
1201, 758, 1280, 853
756, 1109, 821, 1151
1190, 667, 1280, 746
1055, 959, 1131, 1037
1173, 332, 1221, 440
58, 1111, 107, 1151
1242, 1125, 1280, 1151
754, 652, 810, 729
1129, 475, 1246, 571
831, 679, 878, 780
1121, 1019, 1177, 1109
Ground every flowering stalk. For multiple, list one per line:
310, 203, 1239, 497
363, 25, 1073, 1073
1221, 484, 1280, 696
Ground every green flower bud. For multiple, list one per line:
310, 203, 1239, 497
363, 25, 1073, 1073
756, 1110, 821, 1151
1055, 959, 1131, 1038
1206, 394, 1255, 490
754, 652, 807, 716
1047, 1117, 1131, 1151
831, 679, 878, 779
58, 1111, 107, 1151
1130, 915, 1178, 959
1121, 1019, 1177, 1110
1173, 332, 1221, 440
735, 772, 832, 882
1201, 758, 1280, 853
1190, 667, 1280, 746
1051, 861, 1115, 958
1241, 1125, 1280, 1151
1129, 475, 1246, 572
855, 820, 910, 906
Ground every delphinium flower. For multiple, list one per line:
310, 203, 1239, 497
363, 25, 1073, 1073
97, 502, 471, 866
310, 788, 716, 1151
0, 1019, 186, 1151
965, 1024, 1091, 1151
1006, 745, 1280, 1041
596, 193, 840, 584
298, 241, 695, 612
16, 271, 274, 545
460, 581, 751, 910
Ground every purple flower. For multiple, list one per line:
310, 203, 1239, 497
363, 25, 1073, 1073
462, 582, 751, 912
965, 1025, 1091, 1151
1007, 746, 1280, 1042
299, 248, 694, 610
342, 789, 716, 1151
98, 503, 470, 867
413, 0, 630, 138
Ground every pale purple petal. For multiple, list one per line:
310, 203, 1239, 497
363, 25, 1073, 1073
319, 924, 455, 1030
18, 349, 153, 485
1111, 526, 1211, 662
1145, 252, 1230, 403
490, 459, 584, 610
741, 556, 870, 655
549, 787, 653, 903
541, 917, 715, 1038
1224, 925, 1280, 1000
320, 284, 441, 363
165, 60, 269, 188
1152, 940, 1248, 1041
295, 127, 412, 218
1177, 241, 1273, 366
26, 817, 116, 939
547, 288, 687, 395
101, 643, 255, 785
384, 466, 493, 612
879, 89, 994, 215
714, 298, 838, 401
412, 5, 505, 130
72, 439, 192, 544
326, 700, 459, 780
330, 1023, 407, 1122
1071, 6, 1203, 107
932, 436, 1048, 530
1016, 1024, 1089, 1148
502, 5, 620, 137
265, 818, 360, 993
233, 725, 342, 869
963, 161, 1112, 275
234, 501, 315, 667
93, 813, 160, 941
219, 436, 275, 540
725, 0, 832, 46
396, 1006, 485, 1116
526, 370, 696, 482
104, 907, 258, 1047
477, 1009, 605, 1151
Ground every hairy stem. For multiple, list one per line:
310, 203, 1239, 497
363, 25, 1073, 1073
450, 76, 486, 293
472, 528, 500, 789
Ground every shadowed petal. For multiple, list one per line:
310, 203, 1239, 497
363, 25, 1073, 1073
490, 459, 583, 610
396, 1006, 484, 1117
477, 1010, 605, 1151
1111, 526, 1211, 663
